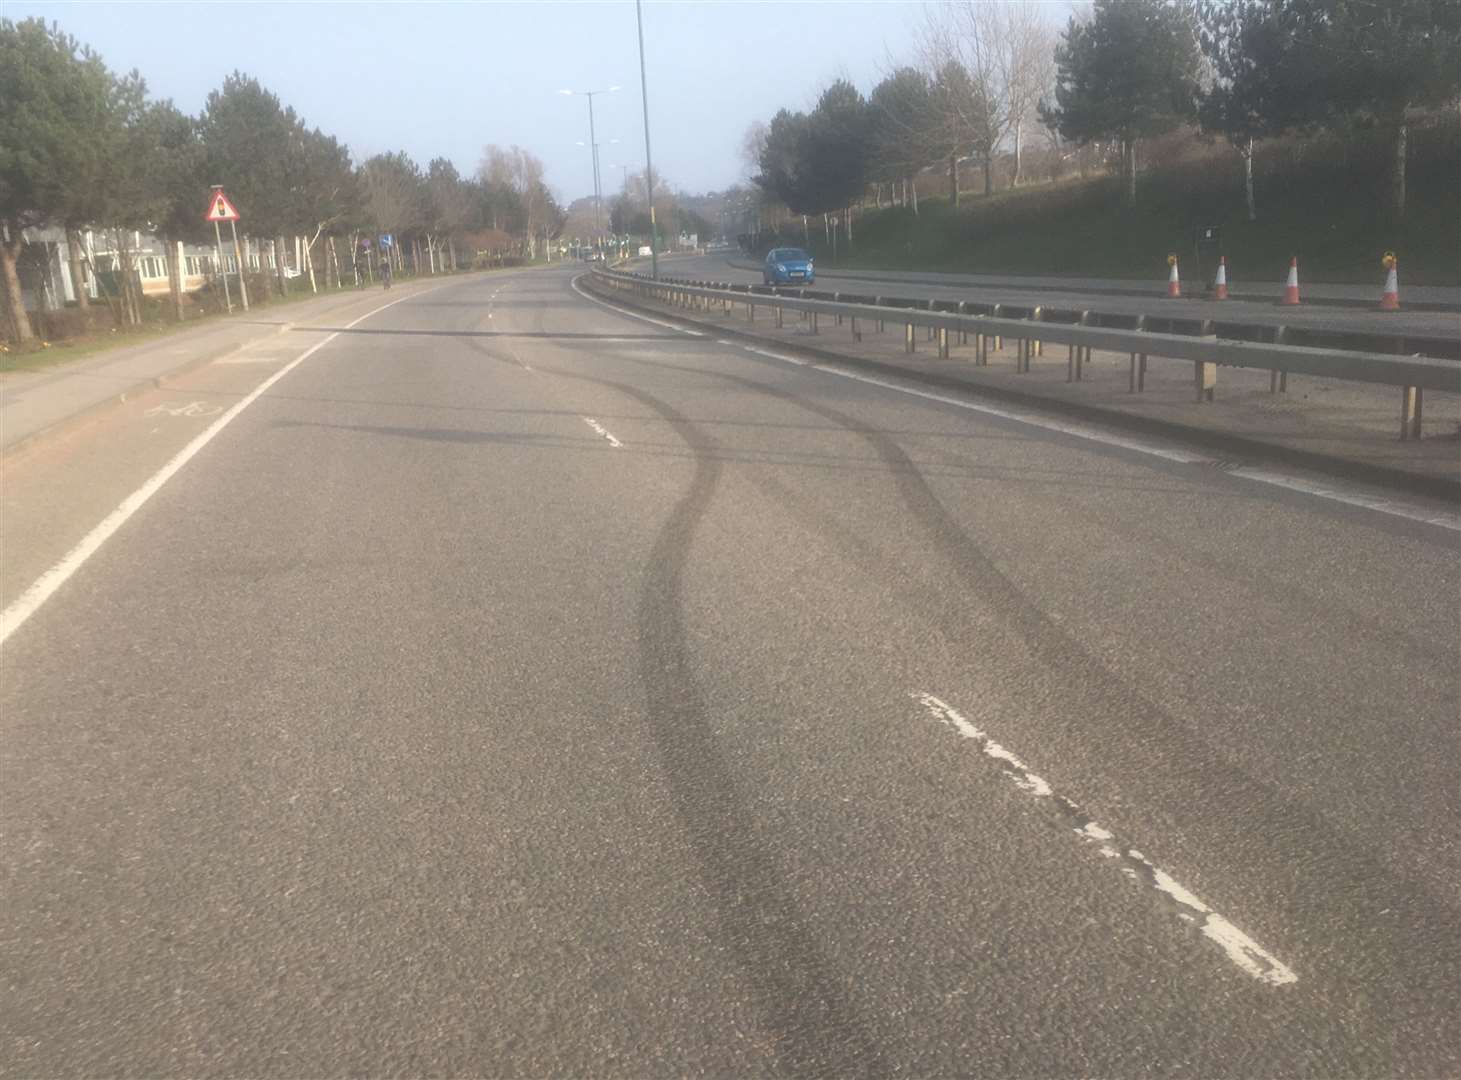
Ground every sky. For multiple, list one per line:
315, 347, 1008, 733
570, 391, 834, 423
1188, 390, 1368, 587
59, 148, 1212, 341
3, 0, 1004, 202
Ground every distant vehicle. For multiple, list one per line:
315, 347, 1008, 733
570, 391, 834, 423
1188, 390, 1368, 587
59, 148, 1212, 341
763, 247, 813, 285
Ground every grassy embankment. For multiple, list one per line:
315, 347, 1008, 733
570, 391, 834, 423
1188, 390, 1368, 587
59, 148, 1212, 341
817, 123, 1460, 286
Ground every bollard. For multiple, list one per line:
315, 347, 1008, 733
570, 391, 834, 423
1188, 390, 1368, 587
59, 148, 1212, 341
905, 322, 915, 353
938, 326, 950, 358
958, 302, 969, 345
876, 298, 884, 333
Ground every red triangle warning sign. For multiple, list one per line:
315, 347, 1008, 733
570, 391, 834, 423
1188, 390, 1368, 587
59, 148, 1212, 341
205, 190, 241, 222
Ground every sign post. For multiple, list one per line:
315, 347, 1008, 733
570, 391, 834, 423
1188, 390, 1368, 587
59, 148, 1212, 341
206, 186, 248, 312
211, 217, 232, 313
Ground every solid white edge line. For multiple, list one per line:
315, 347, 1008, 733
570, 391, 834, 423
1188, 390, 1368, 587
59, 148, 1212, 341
729, 338, 1460, 532
0, 285, 442, 647
913, 693, 1298, 987
569, 274, 704, 336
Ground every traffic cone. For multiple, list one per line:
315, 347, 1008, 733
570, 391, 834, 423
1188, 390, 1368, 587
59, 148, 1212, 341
1281, 257, 1300, 305
1166, 254, 1181, 298
1379, 252, 1400, 311
1213, 256, 1229, 300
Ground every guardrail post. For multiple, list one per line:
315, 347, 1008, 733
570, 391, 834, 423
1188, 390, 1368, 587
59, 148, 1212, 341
977, 324, 988, 366
811, 311, 818, 334
775, 305, 784, 328
851, 316, 861, 342
1270, 327, 1289, 392
958, 303, 969, 345
1032, 307, 1043, 357
905, 321, 915, 353
1195, 361, 1217, 402
938, 326, 950, 359
748, 302, 754, 322
876, 298, 884, 333
1400, 386, 1423, 439
834, 293, 843, 325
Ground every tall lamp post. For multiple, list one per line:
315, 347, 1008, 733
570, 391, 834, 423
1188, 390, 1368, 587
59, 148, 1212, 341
559, 86, 619, 240
634, 0, 658, 279
576, 138, 620, 240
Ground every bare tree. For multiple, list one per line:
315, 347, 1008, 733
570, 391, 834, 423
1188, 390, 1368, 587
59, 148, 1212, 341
995, 3, 1056, 186
918, 1, 1005, 196
920, 1, 1060, 192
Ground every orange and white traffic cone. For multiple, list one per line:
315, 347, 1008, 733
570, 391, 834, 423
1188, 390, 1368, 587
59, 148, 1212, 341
1281, 257, 1301, 305
1213, 255, 1229, 300
1166, 254, 1181, 298
1379, 252, 1400, 311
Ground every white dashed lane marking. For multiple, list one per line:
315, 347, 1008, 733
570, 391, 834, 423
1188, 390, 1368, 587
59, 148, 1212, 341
582, 417, 623, 448
913, 692, 1298, 987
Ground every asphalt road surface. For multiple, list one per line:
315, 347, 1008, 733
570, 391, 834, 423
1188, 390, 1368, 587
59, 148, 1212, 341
2, 266, 1458, 1078
675, 253, 1461, 339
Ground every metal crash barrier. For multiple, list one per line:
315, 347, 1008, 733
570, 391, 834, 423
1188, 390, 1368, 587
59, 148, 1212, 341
590, 266, 1459, 441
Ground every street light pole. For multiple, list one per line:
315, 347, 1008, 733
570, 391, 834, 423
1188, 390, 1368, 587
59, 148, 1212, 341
586, 94, 601, 237
635, 0, 658, 279
559, 86, 620, 244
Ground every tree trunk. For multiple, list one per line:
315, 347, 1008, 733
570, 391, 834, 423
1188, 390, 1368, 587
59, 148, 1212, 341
1012, 120, 1023, 187
164, 235, 185, 322
448, 236, 457, 272
1243, 140, 1256, 222
950, 154, 959, 206
1392, 119, 1407, 219
983, 156, 993, 196
66, 229, 90, 310
275, 236, 288, 296
910, 177, 919, 215
1, 240, 35, 343
0, 236, 34, 343
846, 205, 852, 247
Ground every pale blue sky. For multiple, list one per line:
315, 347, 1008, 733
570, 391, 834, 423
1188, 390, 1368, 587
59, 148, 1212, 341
5, 0, 1011, 200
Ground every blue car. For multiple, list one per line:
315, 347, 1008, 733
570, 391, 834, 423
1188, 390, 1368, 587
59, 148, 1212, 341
763, 247, 814, 286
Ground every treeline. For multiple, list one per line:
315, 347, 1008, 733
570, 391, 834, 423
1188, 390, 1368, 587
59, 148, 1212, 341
0, 18, 565, 344
747, 0, 1458, 246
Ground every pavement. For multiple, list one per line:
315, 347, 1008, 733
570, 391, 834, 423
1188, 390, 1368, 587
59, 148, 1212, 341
1, 276, 466, 455
2, 265, 1458, 1077
689, 254, 1461, 341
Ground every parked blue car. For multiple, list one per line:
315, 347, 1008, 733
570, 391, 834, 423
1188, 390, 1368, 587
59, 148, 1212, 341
763, 247, 814, 286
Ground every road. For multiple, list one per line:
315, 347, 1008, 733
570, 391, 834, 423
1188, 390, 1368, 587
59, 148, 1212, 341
2, 266, 1458, 1077
674, 253, 1461, 340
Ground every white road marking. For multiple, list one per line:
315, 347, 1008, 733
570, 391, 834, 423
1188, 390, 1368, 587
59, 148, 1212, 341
740, 344, 812, 366
912, 692, 1299, 987
569, 275, 704, 336
582, 417, 623, 447
0, 286, 442, 647
214, 355, 277, 365
144, 400, 223, 418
